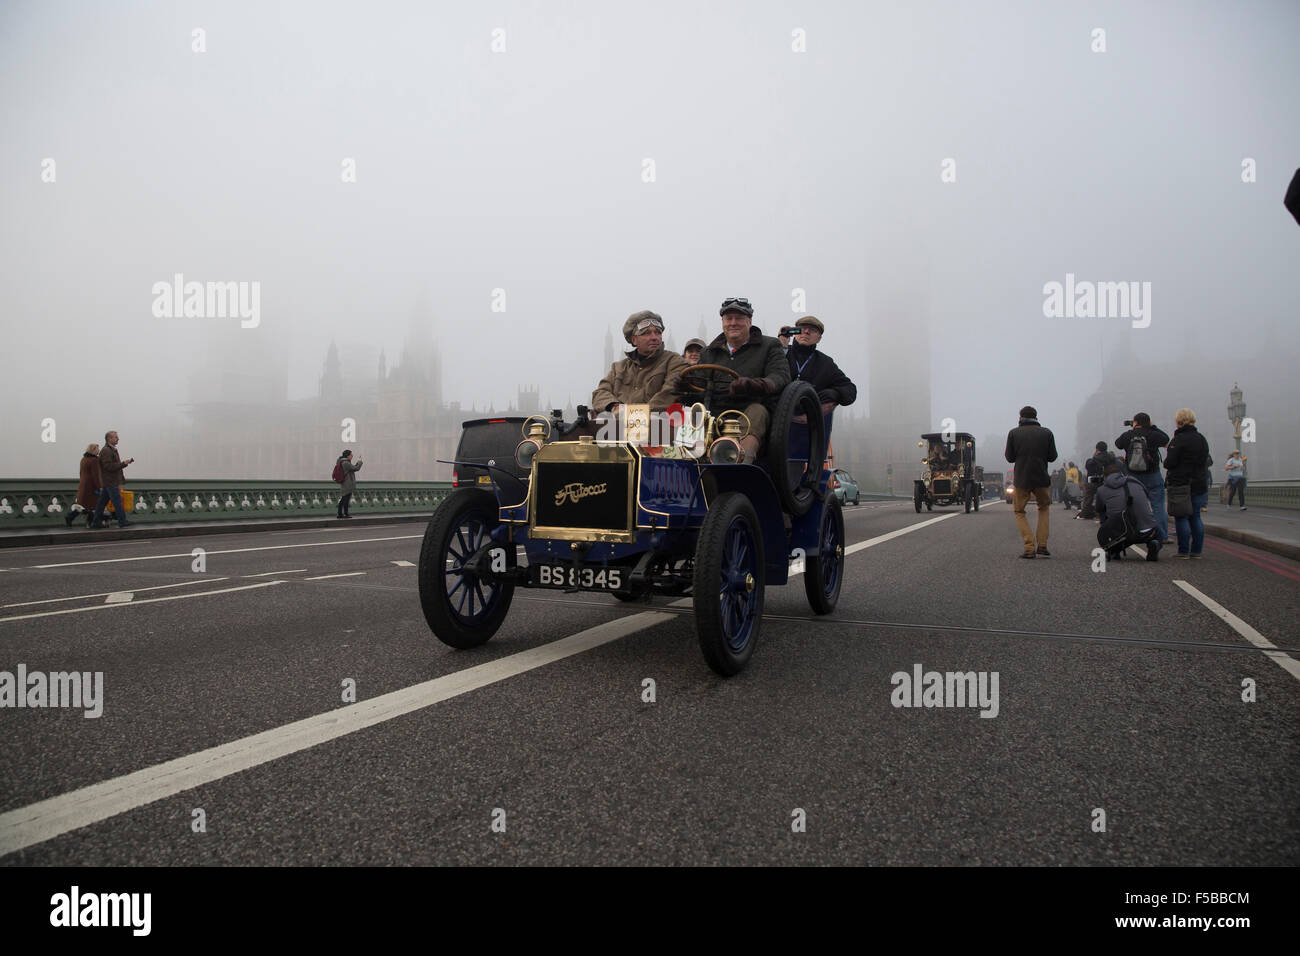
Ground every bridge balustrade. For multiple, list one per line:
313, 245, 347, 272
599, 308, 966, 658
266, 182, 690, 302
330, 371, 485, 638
0, 479, 453, 527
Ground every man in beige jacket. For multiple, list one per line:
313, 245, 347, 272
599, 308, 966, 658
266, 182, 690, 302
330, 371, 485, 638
592, 310, 689, 417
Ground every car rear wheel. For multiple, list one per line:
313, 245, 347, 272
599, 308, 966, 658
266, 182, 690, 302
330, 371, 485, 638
804, 497, 844, 615
418, 488, 515, 649
694, 492, 764, 676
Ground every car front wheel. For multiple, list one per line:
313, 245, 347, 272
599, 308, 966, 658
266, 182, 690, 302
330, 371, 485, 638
694, 492, 765, 676
418, 488, 515, 649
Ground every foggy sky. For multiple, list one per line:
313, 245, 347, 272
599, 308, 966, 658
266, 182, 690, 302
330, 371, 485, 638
3, 0, 1298, 478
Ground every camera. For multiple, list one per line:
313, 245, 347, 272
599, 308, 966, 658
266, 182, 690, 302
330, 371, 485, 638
1123, 420, 1133, 427
780, 326, 801, 338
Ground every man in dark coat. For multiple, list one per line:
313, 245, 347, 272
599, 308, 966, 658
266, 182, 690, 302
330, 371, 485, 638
1164, 408, 1211, 557
90, 430, 134, 529
785, 315, 857, 442
686, 297, 790, 462
1004, 405, 1057, 558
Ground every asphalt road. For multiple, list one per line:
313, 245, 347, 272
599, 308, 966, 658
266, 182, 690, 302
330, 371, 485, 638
1, 500, 1296, 865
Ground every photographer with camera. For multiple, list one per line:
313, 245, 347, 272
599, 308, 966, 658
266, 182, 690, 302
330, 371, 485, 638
1116, 413, 1171, 544
1080, 441, 1114, 520
785, 316, 857, 443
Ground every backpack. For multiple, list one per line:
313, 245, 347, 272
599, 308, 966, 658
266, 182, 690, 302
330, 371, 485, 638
332, 461, 345, 483
1127, 433, 1152, 473
1098, 486, 1136, 553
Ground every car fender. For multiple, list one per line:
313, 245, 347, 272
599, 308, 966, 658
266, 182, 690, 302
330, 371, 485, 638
699, 464, 789, 585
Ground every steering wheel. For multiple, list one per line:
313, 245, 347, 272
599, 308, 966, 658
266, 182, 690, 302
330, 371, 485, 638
680, 363, 741, 393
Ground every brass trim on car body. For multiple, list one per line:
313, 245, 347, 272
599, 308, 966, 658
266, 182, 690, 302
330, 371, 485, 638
527, 439, 636, 543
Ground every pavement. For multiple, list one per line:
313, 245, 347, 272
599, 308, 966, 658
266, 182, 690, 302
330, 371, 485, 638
1200, 506, 1300, 562
1, 498, 1296, 865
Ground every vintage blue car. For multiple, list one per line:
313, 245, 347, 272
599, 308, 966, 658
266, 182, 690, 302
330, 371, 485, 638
417, 377, 843, 675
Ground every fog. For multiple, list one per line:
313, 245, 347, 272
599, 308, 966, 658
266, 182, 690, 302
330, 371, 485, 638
3, 0, 1297, 481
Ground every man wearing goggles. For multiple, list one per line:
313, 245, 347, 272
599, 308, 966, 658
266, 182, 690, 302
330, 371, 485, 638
592, 310, 690, 417
685, 297, 791, 463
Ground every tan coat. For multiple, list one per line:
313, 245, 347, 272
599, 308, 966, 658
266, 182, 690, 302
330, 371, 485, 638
592, 348, 689, 413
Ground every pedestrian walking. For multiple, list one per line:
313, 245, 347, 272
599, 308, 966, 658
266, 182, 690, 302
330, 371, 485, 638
1225, 450, 1247, 510
66, 443, 102, 527
90, 430, 135, 529
1005, 405, 1057, 558
334, 449, 363, 518
1164, 408, 1211, 558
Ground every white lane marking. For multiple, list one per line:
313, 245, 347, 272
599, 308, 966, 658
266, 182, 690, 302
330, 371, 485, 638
103, 593, 134, 604
844, 512, 960, 557
2, 578, 230, 609
1174, 580, 1300, 683
391, 560, 415, 567
31, 535, 422, 570
0, 581, 285, 625
303, 572, 366, 581
246, 569, 308, 577
0, 610, 675, 857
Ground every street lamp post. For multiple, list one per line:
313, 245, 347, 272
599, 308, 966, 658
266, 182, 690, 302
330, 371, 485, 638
1227, 383, 1246, 479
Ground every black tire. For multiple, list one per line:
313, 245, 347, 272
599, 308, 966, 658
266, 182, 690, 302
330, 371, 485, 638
973, 492, 980, 512
804, 497, 844, 614
964, 487, 972, 513
913, 485, 923, 513
853, 494, 860, 506
418, 488, 515, 649
767, 382, 825, 517
926, 500, 933, 512
693, 492, 764, 676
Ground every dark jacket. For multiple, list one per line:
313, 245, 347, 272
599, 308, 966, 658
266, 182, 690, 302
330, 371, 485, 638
1164, 424, 1211, 495
1095, 471, 1156, 530
76, 453, 102, 509
1115, 425, 1169, 474
693, 327, 791, 415
1004, 418, 1058, 490
99, 443, 129, 487
785, 344, 857, 406
1085, 450, 1116, 483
